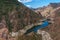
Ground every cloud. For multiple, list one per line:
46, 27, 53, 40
26, 5, 31, 7
18, 0, 32, 3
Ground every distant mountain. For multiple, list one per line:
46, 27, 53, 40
34, 2, 60, 40
0, 0, 42, 32
34, 3, 60, 17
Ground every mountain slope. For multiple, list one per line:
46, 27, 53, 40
0, 0, 42, 32
35, 3, 60, 40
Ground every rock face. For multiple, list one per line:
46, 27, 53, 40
35, 3, 60, 40
49, 7, 60, 40
37, 30, 53, 40
0, 0, 42, 32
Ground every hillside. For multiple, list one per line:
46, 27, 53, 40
35, 3, 60, 40
0, 0, 42, 32
0, 0, 44, 40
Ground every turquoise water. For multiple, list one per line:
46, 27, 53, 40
33, 21, 49, 32
24, 21, 49, 35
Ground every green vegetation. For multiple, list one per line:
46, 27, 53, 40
5, 13, 13, 32
0, 0, 16, 32
57, 11, 60, 16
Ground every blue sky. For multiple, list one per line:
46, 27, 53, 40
18, 0, 60, 8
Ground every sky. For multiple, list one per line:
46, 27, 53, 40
18, 0, 60, 8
